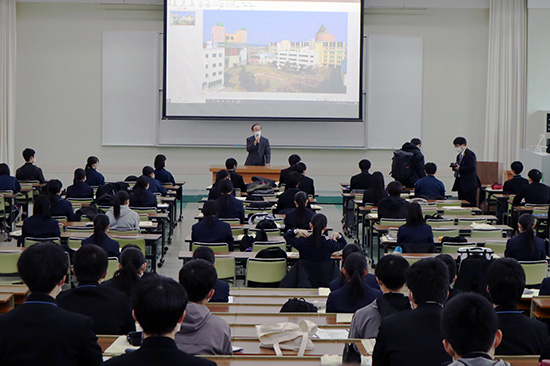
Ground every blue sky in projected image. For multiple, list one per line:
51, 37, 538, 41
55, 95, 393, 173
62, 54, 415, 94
203, 10, 348, 45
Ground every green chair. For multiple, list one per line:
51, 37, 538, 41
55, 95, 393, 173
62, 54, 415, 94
68, 237, 84, 250
191, 242, 229, 252
252, 241, 286, 252
525, 204, 549, 215
470, 229, 503, 239
379, 219, 406, 227
458, 217, 488, 224
104, 257, 120, 281
220, 218, 241, 225
402, 255, 423, 266
138, 214, 149, 222
432, 228, 460, 238
483, 240, 507, 253
0, 195, 10, 233
132, 207, 157, 216
24, 237, 61, 247
245, 258, 287, 286
426, 218, 455, 227
519, 260, 548, 286
249, 228, 281, 237
52, 216, 68, 223
444, 208, 473, 216
110, 236, 146, 255
65, 226, 93, 233
421, 207, 438, 216
441, 242, 476, 254
436, 200, 461, 208
0, 250, 22, 275
231, 226, 246, 237
67, 198, 94, 205
215, 255, 236, 281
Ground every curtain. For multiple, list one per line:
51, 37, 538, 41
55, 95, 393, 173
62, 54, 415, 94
0, 0, 16, 169
484, 0, 527, 171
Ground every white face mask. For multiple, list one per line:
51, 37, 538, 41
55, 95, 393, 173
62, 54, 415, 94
254, 131, 261, 138
456, 146, 463, 153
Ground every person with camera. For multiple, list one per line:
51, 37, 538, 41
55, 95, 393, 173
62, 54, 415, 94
245, 123, 271, 166
450, 137, 480, 207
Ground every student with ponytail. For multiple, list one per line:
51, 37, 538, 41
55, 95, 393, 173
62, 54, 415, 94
284, 213, 346, 261
84, 156, 105, 186
46, 179, 76, 221
106, 191, 140, 231
102, 245, 146, 298
82, 214, 120, 258
208, 169, 231, 201
192, 200, 234, 251
130, 175, 157, 208
66, 168, 94, 198
215, 180, 245, 224
153, 154, 176, 185
326, 253, 382, 313
505, 213, 546, 261
283, 191, 315, 232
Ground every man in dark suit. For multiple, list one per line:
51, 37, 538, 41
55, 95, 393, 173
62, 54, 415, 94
503, 161, 529, 194
279, 154, 301, 187
15, 147, 46, 183
245, 123, 271, 166
486, 258, 549, 355
349, 159, 372, 191
372, 257, 452, 366
275, 172, 302, 213
451, 137, 480, 207
0, 242, 102, 366
294, 162, 315, 196
512, 169, 550, 206
103, 275, 216, 366
57, 245, 135, 335
225, 157, 247, 192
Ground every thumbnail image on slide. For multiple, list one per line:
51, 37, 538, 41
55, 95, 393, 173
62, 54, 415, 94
202, 10, 348, 94
170, 11, 196, 25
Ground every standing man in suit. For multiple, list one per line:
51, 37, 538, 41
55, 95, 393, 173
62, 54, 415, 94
0, 242, 102, 366
245, 123, 271, 166
15, 147, 46, 183
225, 158, 247, 192
349, 159, 372, 191
451, 137, 480, 207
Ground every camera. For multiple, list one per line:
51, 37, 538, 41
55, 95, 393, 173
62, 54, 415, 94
449, 162, 458, 169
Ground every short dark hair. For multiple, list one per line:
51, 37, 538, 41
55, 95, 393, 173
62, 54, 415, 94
154, 154, 166, 170
18, 242, 68, 294
387, 181, 403, 197
73, 168, 86, 184
528, 169, 542, 183
411, 138, 421, 146
179, 259, 217, 302
486, 258, 525, 307
286, 172, 301, 188
251, 123, 261, 130
375, 254, 409, 290
359, 159, 371, 172
406, 202, 424, 226
192, 246, 215, 264
142, 166, 154, 177
436, 254, 456, 284
22, 148, 35, 162
406, 257, 449, 305
453, 137, 467, 146
0, 163, 10, 176
225, 158, 237, 170
288, 154, 301, 166
425, 162, 437, 175
342, 243, 363, 262
441, 293, 498, 356
73, 244, 109, 283
510, 161, 523, 175
294, 162, 306, 174
132, 275, 188, 335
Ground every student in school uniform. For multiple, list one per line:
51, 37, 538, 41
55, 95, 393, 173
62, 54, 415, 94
414, 162, 446, 199
106, 191, 140, 231
130, 176, 158, 208
279, 154, 301, 187
192, 200, 234, 251
329, 243, 380, 292
503, 161, 529, 195
82, 214, 121, 258
0, 163, 21, 193
294, 162, 315, 196
84, 156, 105, 187
46, 179, 76, 221
275, 172, 302, 213
396, 202, 434, 251
15, 147, 45, 183
21, 194, 61, 242
436, 254, 461, 302
225, 157, 247, 192
283, 191, 315, 232
377, 181, 409, 219
142, 166, 168, 196
208, 169, 230, 201
153, 154, 176, 185
505, 213, 546, 261
66, 168, 94, 199
512, 169, 550, 205
102, 245, 146, 298
57, 245, 134, 335
192, 246, 230, 303
350, 159, 373, 191
362, 171, 388, 206
215, 180, 245, 224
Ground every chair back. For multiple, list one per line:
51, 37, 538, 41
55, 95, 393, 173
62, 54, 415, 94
215, 255, 236, 281
252, 241, 286, 252
426, 218, 455, 227
380, 219, 406, 227
105, 257, 120, 281
110, 236, 146, 255
245, 258, 287, 285
519, 260, 548, 286
249, 228, 281, 237
436, 200, 461, 208
191, 242, 229, 252
444, 208, 473, 216
421, 207, 438, 216
0, 250, 22, 274
132, 207, 157, 215
441, 242, 476, 255
67, 198, 93, 205
482, 240, 507, 253
65, 226, 93, 233
470, 229, 503, 239
432, 228, 460, 238
68, 237, 84, 250
24, 237, 61, 247
458, 217, 488, 224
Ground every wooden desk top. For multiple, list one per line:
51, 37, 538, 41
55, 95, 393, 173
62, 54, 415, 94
231, 338, 367, 357
179, 251, 299, 260
229, 324, 348, 338
0, 285, 29, 296
0, 293, 14, 303
374, 224, 512, 232
203, 356, 324, 366
208, 304, 286, 313
532, 297, 550, 308
185, 235, 285, 243
61, 232, 161, 241
230, 288, 320, 296
210, 165, 287, 173
216, 313, 341, 326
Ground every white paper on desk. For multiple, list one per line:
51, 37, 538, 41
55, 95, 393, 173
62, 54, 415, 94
227, 296, 234, 303
321, 355, 371, 366
0, 249, 21, 253
236, 196, 246, 201
236, 234, 244, 241
470, 223, 496, 230
287, 252, 299, 259
139, 221, 154, 228
318, 287, 331, 296
336, 313, 354, 323
361, 339, 376, 354
11, 230, 21, 237
104, 336, 139, 355
311, 204, 322, 210
158, 204, 168, 209
523, 288, 540, 298
315, 328, 349, 339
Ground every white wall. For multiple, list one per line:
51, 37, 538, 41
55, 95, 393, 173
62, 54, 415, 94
15, 3, 489, 194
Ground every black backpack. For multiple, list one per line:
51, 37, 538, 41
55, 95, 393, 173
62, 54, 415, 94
280, 298, 317, 313
255, 247, 287, 259
390, 149, 414, 182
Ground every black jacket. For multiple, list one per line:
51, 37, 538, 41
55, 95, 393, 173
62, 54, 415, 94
401, 142, 425, 186
15, 162, 45, 183
245, 136, 271, 166
283, 207, 315, 231
228, 170, 247, 192
377, 196, 409, 219
299, 175, 315, 196
505, 232, 546, 261
50, 196, 76, 221
21, 214, 61, 240
513, 182, 550, 206
66, 181, 94, 199
452, 148, 480, 193
495, 305, 549, 355
276, 187, 301, 213
350, 171, 372, 191
503, 175, 529, 195
279, 166, 295, 186
130, 190, 157, 208
191, 217, 234, 251
216, 195, 245, 224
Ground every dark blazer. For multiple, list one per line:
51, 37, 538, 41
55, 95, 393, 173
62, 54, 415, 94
279, 166, 295, 186
148, 177, 167, 196
283, 207, 315, 231
228, 170, 247, 192
245, 136, 271, 166
103, 336, 216, 366
154, 168, 175, 185
505, 232, 546, 261
495, 305, 549, 355
208, 181, 236, 201
377, 196, 409, 219
372, 303, 451, 366
0, 175, 20, 193
329, 273, 380, 292
362, 189, 388, 206
400, 142, 426, 186
299, 175, 315, 196
276, 187, 301, 213
452, 148, 480, 193
503, 175, 529, 195
82, 233, 121, 258
216, 195, 245, 224
414, 175, 445, 199
66, 181, 94, 198
85, 168, 105, 186
0, 293, 102, 366
211, 280, 230, 302
284, 230, 346, 261
21, 215, 61, 240
540, 277, 550, 295
326, 282, 382, 313
191, 217, 234, 251
350, 171, 372, 191
130, 190, 157, 208
15, 162, 45, 183
397, 224, 434, 245
513, 182, 550, 206
50, 196, 76, 221
57, 282, 135, 335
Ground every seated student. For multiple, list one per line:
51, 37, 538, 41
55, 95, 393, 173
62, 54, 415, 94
279, 154, 301, 187
15, 147, 46, 183
505, 213, 546, 261
46, 179, 76, 221
57, 245, 134, 335
103, 275, 216, 366
436, 254, 461, 301
294, 162, 315, 196
397, 202, 434, 250
66, 168, 94, 199
326, 253, 382, 313
329, 243, 379, 291
84, 156, 105, 187
216, 180, 245, 224
513, 169, 550, 206
21, 194, 61, 242
208, 169, 230, 201
414, 162, 446, 199
283, 191, 315, 232
225, 157, 247, 192
378, 181, 409, 219
102, 245, 146, 298
192, 246, 229, 302
0, 163, 20, 193
176, 259, 233, 355
362, 171, 388, 206
372, 258, 451, 366
350, 159, 372, 191
192, 200, 234, 251
503, 161, 529, 195
142, 166, 167, 196
284, 213, 346, 261
441, 293, 510, 366
276, 171, 302, 213
82, 214, 120, 258
0, 242, 102, 366
130, 176, 158, 208
349, 254, 411, 339
486, 258, 549, 355
106, 191, 140, 231
153, 154, 176, 185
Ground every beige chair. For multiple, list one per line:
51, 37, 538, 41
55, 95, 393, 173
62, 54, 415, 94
426, 218, 455, 227
191, 242, 229, 252
470, 229, 503, 239
441, 242, 476, 255
104, 257, 120, 281
519, 260, 548, 286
